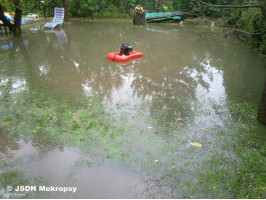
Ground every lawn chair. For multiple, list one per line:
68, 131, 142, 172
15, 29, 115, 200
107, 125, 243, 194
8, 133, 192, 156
42, 7, 64, 30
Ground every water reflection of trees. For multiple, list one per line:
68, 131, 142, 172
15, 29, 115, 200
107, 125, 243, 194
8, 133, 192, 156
130, 174, 179, 198
0, 128, 20, 159
127, 28, 216, 122
1, 23, 232, 124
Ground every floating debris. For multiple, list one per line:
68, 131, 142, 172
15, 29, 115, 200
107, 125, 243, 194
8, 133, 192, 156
189, 141, 203, 147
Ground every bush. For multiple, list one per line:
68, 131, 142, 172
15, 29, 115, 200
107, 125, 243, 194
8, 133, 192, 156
236, 7, 266, 57
100, 12, 131, 19
70, 0, 98, 18
107, 4, 118, 13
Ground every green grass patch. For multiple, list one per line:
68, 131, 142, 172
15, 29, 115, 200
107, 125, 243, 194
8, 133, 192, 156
0, 87, 265, 198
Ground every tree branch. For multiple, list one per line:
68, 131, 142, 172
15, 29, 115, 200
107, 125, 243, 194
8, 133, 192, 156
192, 0, 266, 20
192, 0, 261, 9
241, 2, 262, 5
236, 29, 265, 35
224, 26, 265, 40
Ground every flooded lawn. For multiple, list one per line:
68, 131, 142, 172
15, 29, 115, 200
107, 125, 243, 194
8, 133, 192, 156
0, 21, 265, 198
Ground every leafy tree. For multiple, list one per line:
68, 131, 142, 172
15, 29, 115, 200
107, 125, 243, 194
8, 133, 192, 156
77, 0, 98, 18
107, 4, 117, 13
190, 0, 266, 55
21, 0, 40, 14
70, 0, 98, 17
121, 0, 135, 14
70, 0, 80, 16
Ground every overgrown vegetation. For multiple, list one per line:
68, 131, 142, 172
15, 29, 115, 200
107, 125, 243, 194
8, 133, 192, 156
190, 1, 266, 58
236, 7, 266, 56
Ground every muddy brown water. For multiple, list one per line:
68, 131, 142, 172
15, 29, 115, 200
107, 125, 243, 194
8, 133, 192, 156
0, 21, 265, 198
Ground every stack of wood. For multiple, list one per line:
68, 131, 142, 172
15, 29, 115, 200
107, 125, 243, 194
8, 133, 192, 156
133, 4, 145, 25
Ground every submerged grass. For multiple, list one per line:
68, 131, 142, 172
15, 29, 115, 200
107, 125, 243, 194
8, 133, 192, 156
0, 166, 46, 198
0, 87, 265, 198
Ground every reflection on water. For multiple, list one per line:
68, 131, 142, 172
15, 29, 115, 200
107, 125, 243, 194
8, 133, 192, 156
2, 22, 264, 115
0, 129, 38, 160
26, 148, 80, 178
146, 24, 180, 34
0, 21, 265, 198
1, 20, 265, 142
43, 29, 68, 45
24, 147, 175, 198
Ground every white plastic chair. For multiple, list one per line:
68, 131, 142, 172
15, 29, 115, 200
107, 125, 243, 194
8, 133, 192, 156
42, 7, 64, 30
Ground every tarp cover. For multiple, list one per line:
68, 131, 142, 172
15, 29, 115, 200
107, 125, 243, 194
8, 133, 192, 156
145, 12, 181, 22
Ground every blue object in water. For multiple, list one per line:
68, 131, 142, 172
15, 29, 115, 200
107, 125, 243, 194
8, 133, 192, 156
1, 40, 28, 50
1, 42, 13, 50
4, 14, 26, 25
23, 19, 34, 22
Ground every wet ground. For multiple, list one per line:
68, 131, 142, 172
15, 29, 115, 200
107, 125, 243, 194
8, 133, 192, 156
0, 21, 265, 198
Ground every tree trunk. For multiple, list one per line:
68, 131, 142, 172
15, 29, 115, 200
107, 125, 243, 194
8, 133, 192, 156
173, 0, 177, 10
13, 0, 22, 37
259, 0, 266, 20
133, 13, 145, 25
157, 0, 161, 11
258, 79, 266, 125
62, 0, 70, 22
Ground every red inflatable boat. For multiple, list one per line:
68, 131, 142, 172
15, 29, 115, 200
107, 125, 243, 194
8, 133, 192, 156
107, 51, 143, 62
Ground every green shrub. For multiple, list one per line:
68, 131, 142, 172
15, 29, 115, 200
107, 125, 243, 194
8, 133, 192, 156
100, 12, 131, 19
70, 0, 98, 18
236, 7, 266, 57
107, 4, 118, 13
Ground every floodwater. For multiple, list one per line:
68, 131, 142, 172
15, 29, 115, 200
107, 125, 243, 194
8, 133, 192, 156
0, 21, 265, 198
